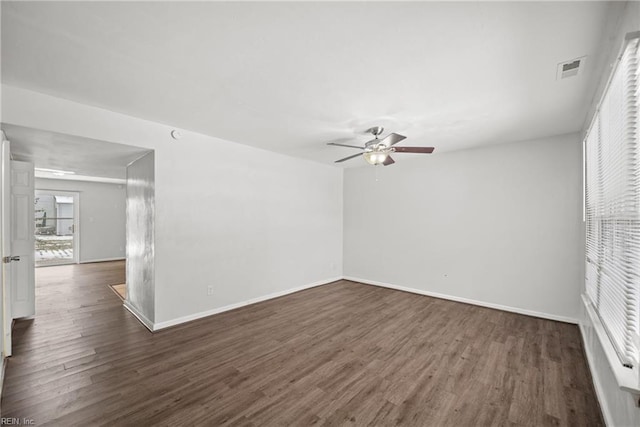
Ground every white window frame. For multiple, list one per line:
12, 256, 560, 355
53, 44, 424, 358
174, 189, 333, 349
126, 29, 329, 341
583, 31, 640, 400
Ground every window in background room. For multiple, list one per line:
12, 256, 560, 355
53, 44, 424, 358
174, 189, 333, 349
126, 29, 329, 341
34, 190, 79, 266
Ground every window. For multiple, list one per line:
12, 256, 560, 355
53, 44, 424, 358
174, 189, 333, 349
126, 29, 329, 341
585, 34, 640, 368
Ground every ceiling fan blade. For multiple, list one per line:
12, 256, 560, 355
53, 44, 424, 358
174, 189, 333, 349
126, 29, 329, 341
393, 146, 435, 153
383, 156, 395, 166
327, 142, 365, 149
380, 133, 407, 146
334, 152, 363, 163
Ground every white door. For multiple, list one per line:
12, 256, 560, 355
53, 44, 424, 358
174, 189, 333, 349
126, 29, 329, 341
1, 139, 12, 356
10, 161, 35, 318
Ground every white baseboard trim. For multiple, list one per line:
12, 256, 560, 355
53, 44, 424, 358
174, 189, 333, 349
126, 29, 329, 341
81, 257, 125, 264
343, 276, 579, 324
123, 301, 155, 332
154, 276, 342, 331
578, 321, 615, 427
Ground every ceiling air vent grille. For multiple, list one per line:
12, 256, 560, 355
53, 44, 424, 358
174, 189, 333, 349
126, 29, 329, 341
557, 56, 586, 80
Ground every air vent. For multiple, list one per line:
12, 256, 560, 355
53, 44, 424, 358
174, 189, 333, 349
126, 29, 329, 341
557, 56, 586, 80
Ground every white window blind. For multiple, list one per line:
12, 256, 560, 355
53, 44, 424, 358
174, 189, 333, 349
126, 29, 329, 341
585, 35, 640, 368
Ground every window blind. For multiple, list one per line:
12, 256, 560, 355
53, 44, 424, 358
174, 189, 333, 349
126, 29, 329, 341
585, 35, 640, 368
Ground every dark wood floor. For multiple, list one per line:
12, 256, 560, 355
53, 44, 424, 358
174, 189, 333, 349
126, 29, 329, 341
1, 261, 602, 426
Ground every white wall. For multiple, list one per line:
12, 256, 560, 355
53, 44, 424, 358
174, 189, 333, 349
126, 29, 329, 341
126, 152, 155, 324
579, 2, 640, 426
35, 178, 126, 262
1, 85, 344, 326
344, 133, 583, 322
155, 137, 343, 325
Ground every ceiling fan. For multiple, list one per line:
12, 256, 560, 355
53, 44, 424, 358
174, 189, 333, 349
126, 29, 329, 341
328, 127, 434, 166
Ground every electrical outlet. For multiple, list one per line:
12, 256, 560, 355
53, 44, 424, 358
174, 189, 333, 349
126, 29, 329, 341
207, 285, 213, 296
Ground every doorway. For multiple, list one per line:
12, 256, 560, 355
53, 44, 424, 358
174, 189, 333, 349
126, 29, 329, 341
34, 190, 79, 267
1, 123, 156, 343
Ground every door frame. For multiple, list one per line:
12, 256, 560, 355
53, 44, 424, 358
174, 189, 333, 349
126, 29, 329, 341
1, 139, 11, 356
34, 190, 80, 266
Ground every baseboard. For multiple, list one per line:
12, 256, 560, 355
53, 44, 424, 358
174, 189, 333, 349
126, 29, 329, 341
579, 321, 615, 427
123, 301, 155, 332
128, 275, 576, 332
343, 276, 579, 324
80, 257, 125, 264
153, 276, 342, 331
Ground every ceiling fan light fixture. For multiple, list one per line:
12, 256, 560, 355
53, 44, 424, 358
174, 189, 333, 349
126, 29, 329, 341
330, 126, 434, 165
363, 150, 388, 165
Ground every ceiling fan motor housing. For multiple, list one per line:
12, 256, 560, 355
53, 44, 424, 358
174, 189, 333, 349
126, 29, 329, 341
368, 126, 384, 137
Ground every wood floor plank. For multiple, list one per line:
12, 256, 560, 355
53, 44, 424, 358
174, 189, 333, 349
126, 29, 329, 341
1, 262, 604, 425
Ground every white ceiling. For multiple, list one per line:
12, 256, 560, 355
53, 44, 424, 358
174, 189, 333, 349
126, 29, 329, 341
1, 1, 621, 166
2, 123, 151, 179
